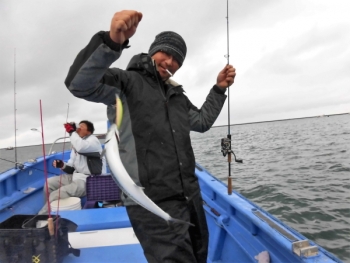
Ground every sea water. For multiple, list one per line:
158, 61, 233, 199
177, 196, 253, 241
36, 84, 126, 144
191, 114, 350, 262
1, 114, 349, 262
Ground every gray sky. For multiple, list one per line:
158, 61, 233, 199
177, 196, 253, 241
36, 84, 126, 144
1, 0, 349, 147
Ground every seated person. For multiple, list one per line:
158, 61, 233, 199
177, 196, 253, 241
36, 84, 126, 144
38, 120, 106, 214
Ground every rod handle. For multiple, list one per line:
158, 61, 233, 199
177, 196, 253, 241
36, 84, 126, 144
48, 218, 54, 236
228, 177, 232, 195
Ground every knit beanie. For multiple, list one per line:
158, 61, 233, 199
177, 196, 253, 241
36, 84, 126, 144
148, 31, 187, 67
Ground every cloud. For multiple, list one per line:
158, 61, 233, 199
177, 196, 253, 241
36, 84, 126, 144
1, 0, 349, 147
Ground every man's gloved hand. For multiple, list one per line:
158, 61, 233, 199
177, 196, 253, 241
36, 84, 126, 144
64, 122, 76, 135
52, 160, 64, 168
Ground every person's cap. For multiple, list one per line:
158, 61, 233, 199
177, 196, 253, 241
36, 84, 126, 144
148, 31, 187, 67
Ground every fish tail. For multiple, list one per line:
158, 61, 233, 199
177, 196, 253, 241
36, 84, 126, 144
168, 217, 195, 227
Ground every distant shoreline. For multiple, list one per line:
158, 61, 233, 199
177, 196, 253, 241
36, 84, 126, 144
212, 112, 349, 128
2, 113, 348, 149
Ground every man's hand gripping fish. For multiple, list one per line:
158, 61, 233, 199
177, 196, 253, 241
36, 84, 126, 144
104, 95, 193, 226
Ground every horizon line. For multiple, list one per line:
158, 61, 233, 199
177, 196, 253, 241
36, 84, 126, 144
1, 112, 349, 149
212, 112, 349, 128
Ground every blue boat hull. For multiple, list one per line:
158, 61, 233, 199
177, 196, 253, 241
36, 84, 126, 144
0, 150, 343, 263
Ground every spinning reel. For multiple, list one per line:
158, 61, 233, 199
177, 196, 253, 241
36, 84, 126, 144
221, 135, 243, 163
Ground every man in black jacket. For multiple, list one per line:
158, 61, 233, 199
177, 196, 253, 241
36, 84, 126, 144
65, 10, 236, 263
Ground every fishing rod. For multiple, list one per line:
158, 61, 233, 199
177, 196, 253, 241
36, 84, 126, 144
14, 49, 18, 169
221, 0, 242, 195
61, 103, 70, 157
0, 157, 62, 176
55, 103, 70, 236
38, 100, 55, 236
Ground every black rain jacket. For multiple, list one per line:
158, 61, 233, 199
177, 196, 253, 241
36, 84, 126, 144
65, 31, 227, 205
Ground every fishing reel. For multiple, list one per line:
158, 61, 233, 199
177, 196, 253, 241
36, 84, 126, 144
221, 136, 243, 163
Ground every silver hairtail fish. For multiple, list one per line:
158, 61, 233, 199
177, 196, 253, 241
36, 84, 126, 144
104, 95, 193, 226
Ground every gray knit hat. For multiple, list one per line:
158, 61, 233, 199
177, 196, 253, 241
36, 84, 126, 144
148, 31, 187, 66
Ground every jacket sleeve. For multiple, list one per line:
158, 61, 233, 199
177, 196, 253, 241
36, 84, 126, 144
65, 147, 76, 167
70, 133, 101, 154
64, 31, 129, 105
62, 149, 76, 174
188, 85, 227, 132
62, 165, 75, 174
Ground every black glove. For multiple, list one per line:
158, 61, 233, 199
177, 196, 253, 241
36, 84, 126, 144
53, 159, 64, 168
64, 122, 76, 135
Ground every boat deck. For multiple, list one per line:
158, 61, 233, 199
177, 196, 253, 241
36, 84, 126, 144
64, 244, 146, 263
60, 208, 147, 262
66, 229, 146, 262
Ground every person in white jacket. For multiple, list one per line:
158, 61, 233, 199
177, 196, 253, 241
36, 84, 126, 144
38, 120, 106, 215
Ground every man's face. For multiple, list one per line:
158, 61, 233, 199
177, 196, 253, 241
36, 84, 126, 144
151, 51, 180, 81
76, 123, 91, 138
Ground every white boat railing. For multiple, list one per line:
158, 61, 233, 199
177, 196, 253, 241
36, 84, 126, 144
48, 137, 71, 155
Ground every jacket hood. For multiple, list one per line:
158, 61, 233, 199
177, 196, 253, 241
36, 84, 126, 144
126, 53, 155, 76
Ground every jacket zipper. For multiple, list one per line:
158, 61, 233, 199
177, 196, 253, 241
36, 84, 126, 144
151, 60, 187, 195
152, 60, 167, 103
